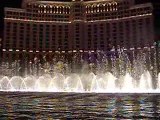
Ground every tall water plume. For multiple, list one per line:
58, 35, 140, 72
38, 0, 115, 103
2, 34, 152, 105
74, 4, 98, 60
0, 47, 159, 93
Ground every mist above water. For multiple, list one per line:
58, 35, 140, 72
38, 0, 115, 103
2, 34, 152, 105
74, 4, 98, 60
0, 47, 159, 93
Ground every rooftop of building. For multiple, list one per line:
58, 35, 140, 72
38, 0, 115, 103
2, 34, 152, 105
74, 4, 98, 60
22, 0, 130, 4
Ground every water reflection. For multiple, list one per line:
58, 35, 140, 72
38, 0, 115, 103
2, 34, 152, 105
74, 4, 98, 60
0, 93, 159, 119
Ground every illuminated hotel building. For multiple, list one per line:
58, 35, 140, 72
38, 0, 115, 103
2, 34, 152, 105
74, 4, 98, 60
2, 0, 154, 61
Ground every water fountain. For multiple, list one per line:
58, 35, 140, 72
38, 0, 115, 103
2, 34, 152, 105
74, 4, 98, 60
0, 47, 159, 93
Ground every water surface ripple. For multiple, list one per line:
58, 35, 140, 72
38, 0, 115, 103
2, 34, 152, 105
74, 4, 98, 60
0, 92, 159, 119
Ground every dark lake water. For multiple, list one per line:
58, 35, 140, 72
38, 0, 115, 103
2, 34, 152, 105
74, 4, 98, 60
0, 92, 159, 119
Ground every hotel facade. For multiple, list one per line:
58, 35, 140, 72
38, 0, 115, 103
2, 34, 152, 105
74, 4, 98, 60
2, 0, 154, 61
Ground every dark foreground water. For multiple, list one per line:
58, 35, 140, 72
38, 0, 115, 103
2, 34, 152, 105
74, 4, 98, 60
0, 92, 159, 119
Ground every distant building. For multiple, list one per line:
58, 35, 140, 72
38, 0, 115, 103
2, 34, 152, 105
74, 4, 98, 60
2, 0, 154, 62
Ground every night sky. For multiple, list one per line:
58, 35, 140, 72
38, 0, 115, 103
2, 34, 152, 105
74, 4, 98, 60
0, 0, 160, 39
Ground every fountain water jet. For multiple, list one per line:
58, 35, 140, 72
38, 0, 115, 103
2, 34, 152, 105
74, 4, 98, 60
139, 71, 152, 91
0, 72, 159, 93
24, 76, 37, 91
0, 48, 159, 93
105, 72, 117, 92
90, 74, 100, 92
0, 76, 10, 90
158, 73, 160, 89
121, 73, 134, 92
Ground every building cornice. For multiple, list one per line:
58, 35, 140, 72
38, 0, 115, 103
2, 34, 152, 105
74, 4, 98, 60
4, 13, 152, 23
130, 3, 153, 9
5, 7, 26, 12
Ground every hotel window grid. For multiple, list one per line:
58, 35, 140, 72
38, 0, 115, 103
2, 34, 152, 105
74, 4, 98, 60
2, 0, 154, 61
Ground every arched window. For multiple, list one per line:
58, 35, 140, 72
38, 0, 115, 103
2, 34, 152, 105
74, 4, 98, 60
66, 6, 70, 14
112, 2, 117, 11
86, 6, 88, 13
39, 5, 42, 13
62, 6, 65, 14
52, 6, 56, 13
99, 4, 103, 12
62, 6, 64, 14
87, 5, 91, 13
91, 5, 94, 13
92, 5, 95, 13
115, 2, 118, 10
61, 6, 64, 14
111, 3, 114, 11
97, 4, 99, 12
103, 4, 105, 12
65, 7, 68, 14
44, 5, 46, 13
59, 6, 62, 13
108, 3, 112, 11
49, 5, 52, 13
46, 6, 50, 13
41, 5, 44, 13
56, 6, 59, 13
104, 3, 108, 12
